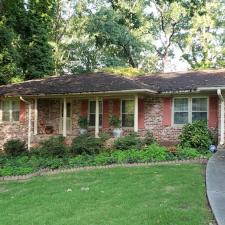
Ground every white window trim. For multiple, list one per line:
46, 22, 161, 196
172, 96, 209, 127
0, 99, 20, 123
88, 100, 103, 128
59, 99, 72, 134
121, 99, 135, 128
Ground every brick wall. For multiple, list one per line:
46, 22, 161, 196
0, 95, 220, 150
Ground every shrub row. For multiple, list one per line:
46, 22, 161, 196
0, 144, 211, 177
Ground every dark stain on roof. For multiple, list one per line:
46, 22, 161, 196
0, 70, 225, 96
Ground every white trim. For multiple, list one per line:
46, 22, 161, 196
0, 99, 20, 123
172, 96, 209, 126
88, 100, 103, 128
20, 97, 32, 150
217, 89, 224, 145
63, 97, 67, 137
10, 89, 157, 98
134, 95, 138, 132
59, 99, 72, 134
95, 97, 99, 138
121, 99, 135, 128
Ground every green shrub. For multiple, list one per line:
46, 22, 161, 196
3, 139, 27, 157
142, 130, 156, 146
78, 116, 88, 129
68, 155, 94, 167
177, 147, 201, 159
37, 136, 67, 157
99, 132, 110, 142
70, 134, 103, 155
179, 120, 213, 151
140, 144, 168, 162
94, 152, 115, 165
113, 132, 142, 150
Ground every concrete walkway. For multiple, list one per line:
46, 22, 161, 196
206, 151, 225, 225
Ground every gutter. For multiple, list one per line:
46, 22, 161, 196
3, 89, 158, 98
217, 89, 224, 145
20, 97, 32, 150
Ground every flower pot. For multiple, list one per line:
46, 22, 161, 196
80, 128, 87, 135
113, 128, 123, 138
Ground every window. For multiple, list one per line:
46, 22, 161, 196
174, 98, 189, 125
88, 101, 102, 126
173, 97, 208, 125
192, 98, 208, 122
1, 100, 19, 122
122, 100, 134, 127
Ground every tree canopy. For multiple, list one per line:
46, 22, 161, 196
0, 0, 224, 84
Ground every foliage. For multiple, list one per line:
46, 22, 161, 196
78, 116, 88, 129
179, 120, 214, 151
142, 130, 156, 146
177, 147, 201, 160
3, 139, 27, 157
100, 67, 145, 77
113, 132, 142, 150
0, 142, 211, 177
98, 132, 110, 142
37, 136, 67, 158
70, 134, 103, 155
109, 115, 121, 128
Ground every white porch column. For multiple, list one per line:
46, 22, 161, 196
134, 95, 138, 132
34, 98, 38, 135
217, 89, 224, 145
63, 97, 67, 137
95, 96, 99, 138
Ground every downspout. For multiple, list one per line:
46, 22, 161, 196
217, 89, 224, 145
20, 97, 32, 150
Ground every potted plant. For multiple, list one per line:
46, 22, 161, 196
78, 116, 88, 135
109, 115, 122, 138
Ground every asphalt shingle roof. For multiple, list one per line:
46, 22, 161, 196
136, 70, 225, 93
0, 69, 225, 96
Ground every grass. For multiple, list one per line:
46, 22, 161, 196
0, 164, 213, 225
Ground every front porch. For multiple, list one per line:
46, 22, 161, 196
31, 94, 144, 147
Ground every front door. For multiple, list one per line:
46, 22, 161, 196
60, 101, 72, 134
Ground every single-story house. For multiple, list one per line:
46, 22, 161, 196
0, 69, 224, 150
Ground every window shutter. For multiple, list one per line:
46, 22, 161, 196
163, 97, 172, 126
80, 100, 88, 117
138, 98, 145, 129
208, 96, 218, 128
113, 99, 120, 117
103, 99, 109, 128
19, 101, 26, 123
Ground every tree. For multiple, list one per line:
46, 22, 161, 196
176, 0, 225, 69
146, 0, 187, 71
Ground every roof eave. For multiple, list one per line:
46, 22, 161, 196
1, 88, 158, 98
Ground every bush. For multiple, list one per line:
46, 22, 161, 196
177, 147, 201, 159
113, 132, 142, 150
140, 144, 168, 162
142, 130, 155, 146
37, 136, 67, 157
179, 120, 214, 151
3, 139, 27, 157
70, 134, 103, 155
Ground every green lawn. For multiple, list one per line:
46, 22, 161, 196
0, 164, 213, 225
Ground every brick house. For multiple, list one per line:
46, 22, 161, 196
0, 69, 224, 150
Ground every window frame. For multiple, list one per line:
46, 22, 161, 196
121, 99, 135, 128
88, 100, 103, 128
172, 96, 209, 126
0, 99, 20, 123
59, 99, 72, 134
